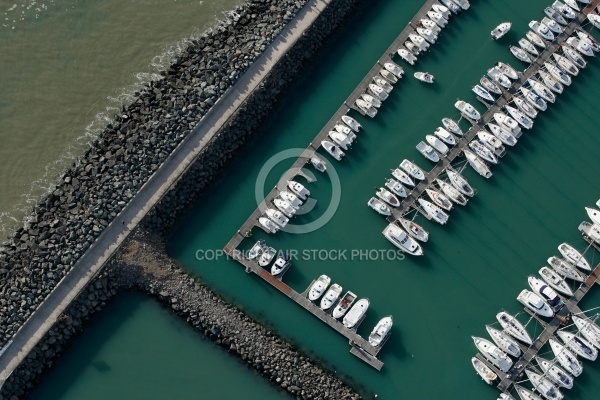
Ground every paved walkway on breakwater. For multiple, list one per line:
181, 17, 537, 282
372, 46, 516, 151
0, 0, 335, 387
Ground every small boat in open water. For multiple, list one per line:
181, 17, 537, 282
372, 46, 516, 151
414, 71, 434, 83
491, 22, 511, 40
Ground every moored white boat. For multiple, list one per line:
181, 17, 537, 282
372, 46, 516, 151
529, 79, 556, 103
391, 168, 415, 188
472, 84, 495, 104
360, 93, 381, 109
547, 256, 585, 282
273, 198, 296, 218
400, 159, 426, 181
321, 140, 345, 161
270, 255, 291, 277
380, 68, 399, 84
426, 134, 449, 155
487, 123, 517, 146
308, 274, 331, 301
524, 369, 563, 400
258, 246, 276, 267
504, 104, 533, 129
552, 53, 580, 75
472, 336, 513, 372
566, 38, 593, 59
515, 384, 543, 400
573, 315, 600, 349
471, 356, 497, 384
588, 13, 600, 29
539, 266, 573, 296
414, 71, 434, 83
328, 131, 352, 151
575, 30, 600, 53
266, 208, 289, 228
384, 61, 404, 78
549, 338, 583, 377
369, 316, 393, 347
528, 275, 563, 312
487, 67, 512, 88
436, 178, 468, 205
496, 311, 533, 345
481, 75, 503, 95
496, 62, 519, 80
425, 188, 453, 211
455, 100, 481, 121
563, 0, 580, 11
259, 216, 280, 233
558, 242, 590, 270
419, 18, 441, 34
405, 41, 421, 56
397, 218, 429, 242
332, 291, 357, 319
417, 27, 437, 44
288, 180, 310, 200
514, 97, 538, 119
538, 70, 563, 93
446, 169, 475, 197
536, 356, 574, 389
494, 112, 522, 137
427, 11, 448, 28
468, 139, 497, 164
368, 83, 389, 100
373, 77, 393, 93
491, 22, 512, 40
477, 130, 506, 157
464, 149, 493, 179
542, 16, 562, 34
355, 98, 377, 118
545, 6, 568, 26
320, 283, 342, 310
510, 46, 532, 63
578, 221, 600, 245
341, 115, 362, 132
343, 298, 369, 328
544, 62, 571, 86
417, 198, 449, 224
385, 178, 407, 198
557, 330, 597, 361
519, 38, 539, 56
520, 87, 547, 111
397, 47, 417, 65
434, 127, 456, 146
529, 20, 554, 41
586, 206, 600, 225
367, 197, 391, 216
409, 33, 430, 52
416, 141, 440, 162
376, 187, 400, 208
486, 325, 521, 357
247, 240, 266, 261
310, 154, 326, 172
432, 4, 451, 19
383, 223, 424, 255
527, 30, 547, 49
442, 117, 463, 136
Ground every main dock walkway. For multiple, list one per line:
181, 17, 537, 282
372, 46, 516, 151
0, 0, 335, 387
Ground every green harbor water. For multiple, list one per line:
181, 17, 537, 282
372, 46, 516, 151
18, 0, 600, 398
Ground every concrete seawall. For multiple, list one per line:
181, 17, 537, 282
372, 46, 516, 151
0, 0, 367, 397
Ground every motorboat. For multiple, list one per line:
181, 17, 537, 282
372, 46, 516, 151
480, 75, 503, 95
321, 140, 345, 161
343, 298, 369, 328
440, 0, 460, 14
288, 180, 310, 200
368, 83, 389, 100
469, 140, 498, 164
361, 93, 382, 109
517, 289, 554, 318
487, 123, 517, 146
558, 331, 598, 360
258, 246, 276, 267
259, 217, 280, 234
432, 3, 451, 19
558, 242, 590, 270
491, 22, 512, 40
566, 38, 593, 59
270, 254, 291, 277
519, 38, 539, 56
442, 117, 464, 136
446, 169, 475, 197
425, 188, 453, 211
385, 178, 407, 198
280, 191, 303, 209
455, 100, 481, 121
529, 78, 556, 103
524, 369, 563, 400
548, 256, 585, 282
414, 72, 435, 83
376, 187, 400, 207
563, 0, 580, 11
487, 67, 512, 88
405, 40, 421, 56
514, 385, 543, 400
514, 97, 538, 119
436, 178, 468, 205
537, 69, 560, 92
553, 1, 576, 20
544, 62, 571, 86
310, 155, 326, 173
471, 357, 497, 385
334, 123, 353, 135
573, 315, 600, 349
397, 218, 429, 242
527, 30, 547, 49
472, 336, 513, 372
427, 11, 448, 28
493, 112, 522, 137
529, 21, 554, 41
578, 221, 600, 245
400, 159, 426, 181
384, 61, 404, 78
486, 325, 521, 357
355, 99, 377, 118
380, 68, 399, 83
416, 141, 440, 162
477, 130, 506, 157
588, 13, 600, 29
549, 338, 583, 377
332, 291, 357, 319
417, 198, 449, 224
472, 84, 495, 104
374, 77, 393, 93
265, 208, 289, 228
539, 266, 573, 296
528, 275, 563, 312
504, 105, 533, 129
510, 46, 533, 63
496, 311, 533, 345
586, 206, 600, 225
247, 240, 265, 260
273, 198, 296, 218
308, 275, 331, 301
496, 62, 519, 80
426, 134, 449, 154
367, 197, 391, 216
320, 283, 342, 310
417, 27, 437, 44
434, 127, 456, 146
341, 115, 362, 132
464, 149, 492, 179
542, 16, 562, 34
536, 356, 574, 389
409, 33, 430, 52
520, 87, 547, 111
369, 316, 393, 347
391, 168, 416, 188
382, 224, 424, 256
575, 30, 600, 53
552, 53, 579, 75
397, 47, 417, 65
419, 18, 441, 35
544, 6, 568, 25
453, 0, 470, 11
